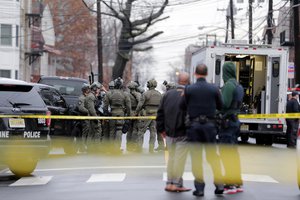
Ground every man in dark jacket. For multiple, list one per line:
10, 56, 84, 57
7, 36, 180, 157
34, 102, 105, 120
180, 64, 224, 197
286, 91, 300, 148
156, 72, 191, 192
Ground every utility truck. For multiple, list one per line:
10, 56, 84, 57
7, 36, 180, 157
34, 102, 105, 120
190, 43, 289, 145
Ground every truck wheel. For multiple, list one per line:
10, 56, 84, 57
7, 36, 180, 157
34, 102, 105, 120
240, 135, 249, 143
256, 135, 264, 145
9, 159, 37, 177
264, 135, 273, 146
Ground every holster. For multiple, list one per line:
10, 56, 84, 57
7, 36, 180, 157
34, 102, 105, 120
192, 115, 217, 125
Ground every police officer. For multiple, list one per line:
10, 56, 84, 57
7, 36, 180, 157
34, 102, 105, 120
126, 81, 142, 152
180, 64, 224, 197
77, 83, 90, 151
84, 82, 102, 149
219, 62, 244, 194
286, 91, 300, 148
101, 81, 115, 143
103, 77, 131, 154
135, 79, 163, 153
163, 81, 176, 91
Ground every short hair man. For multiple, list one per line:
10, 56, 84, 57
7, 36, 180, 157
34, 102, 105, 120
156, 72, 191, 192
180, 64, 224, 197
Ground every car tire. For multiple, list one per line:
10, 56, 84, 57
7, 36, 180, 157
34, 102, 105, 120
9, 158, 37, 177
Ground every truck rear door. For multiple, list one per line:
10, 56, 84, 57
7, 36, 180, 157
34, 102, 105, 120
267, 56, 281, 114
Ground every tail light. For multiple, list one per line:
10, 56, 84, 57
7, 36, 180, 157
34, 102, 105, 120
46, 111, 51, 127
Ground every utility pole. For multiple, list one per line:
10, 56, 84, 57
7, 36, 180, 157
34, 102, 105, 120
97, 0, 103, 82
225, 15, 230, 43
249, 0, 253, 44
293, 0, 300, 83
230, 0, 235, 39
267, 0, 273, 44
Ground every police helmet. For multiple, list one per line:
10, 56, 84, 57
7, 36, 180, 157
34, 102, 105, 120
114, 77, 123, 89
90, 81, 102, 91
81, 83, 90, 92
147, 79, 157, 89
127, 81, 138, 90
166, 82, 176, 91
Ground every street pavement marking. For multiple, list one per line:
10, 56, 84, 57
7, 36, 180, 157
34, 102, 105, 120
30, 165, 166, 172
9, 176, 52, 186
87, 173, 126, 183
242, 174, 279, 183
163, 172, 194, 181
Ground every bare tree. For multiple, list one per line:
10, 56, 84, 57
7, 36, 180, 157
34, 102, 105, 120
82, 0, 169, 79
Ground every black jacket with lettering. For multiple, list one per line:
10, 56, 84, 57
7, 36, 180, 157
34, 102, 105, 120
156, 85, 186, 137
180, 78, 223, 119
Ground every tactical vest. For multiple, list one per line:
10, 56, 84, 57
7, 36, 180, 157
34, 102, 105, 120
109, 89, 126, 108
129, 91, 139, 109
146, 90, 161, 106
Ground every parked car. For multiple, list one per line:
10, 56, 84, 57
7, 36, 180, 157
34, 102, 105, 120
33, 83, 82, 154
37, 76, 89, 108
0, 78, 51, 176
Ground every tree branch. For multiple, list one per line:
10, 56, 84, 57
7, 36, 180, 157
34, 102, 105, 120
101, 0, 125, 21
82, 0, 97, 13
133, 46, 153, 51
132, 0, 168, 27
151, 16, 170, 26
132, 31, 163, 45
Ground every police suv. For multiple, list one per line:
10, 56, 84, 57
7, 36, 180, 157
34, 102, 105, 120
0, 78, 51, 176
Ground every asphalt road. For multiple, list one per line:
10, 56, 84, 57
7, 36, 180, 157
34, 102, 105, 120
0, 140, 300, 200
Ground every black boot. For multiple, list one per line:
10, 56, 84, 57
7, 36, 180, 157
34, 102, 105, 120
214, 184, 224, 195
193, 181, 205, 197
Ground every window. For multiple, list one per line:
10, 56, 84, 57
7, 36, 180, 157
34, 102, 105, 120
272, 61, 280, 77
16, 25, 19, 47
0, 70, 11, 78
1, 24, 12, 46
215, 59, 221, 75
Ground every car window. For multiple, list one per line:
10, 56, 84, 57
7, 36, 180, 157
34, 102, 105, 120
0, 84, 45, 107
39, 79, 87, 96
39, 88, 67, 108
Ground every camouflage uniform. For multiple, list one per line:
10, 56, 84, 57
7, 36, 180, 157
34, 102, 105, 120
126, 81, 142, 152
136, 79, 162, 153
77, 83, 90, 150
101, 81, 116, 142
84, 82, 102, 147
103, 78, 131, 153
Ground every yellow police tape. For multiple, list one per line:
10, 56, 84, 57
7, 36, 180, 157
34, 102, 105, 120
0, 113, 299, 120
0, 115, 156, 120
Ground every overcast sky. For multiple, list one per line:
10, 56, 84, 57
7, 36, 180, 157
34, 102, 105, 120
144, 0, 286, 86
